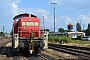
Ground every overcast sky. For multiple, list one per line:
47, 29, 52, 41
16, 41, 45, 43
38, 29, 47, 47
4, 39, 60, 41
0, 0, 90, 33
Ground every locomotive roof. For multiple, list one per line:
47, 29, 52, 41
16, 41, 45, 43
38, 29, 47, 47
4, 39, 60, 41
13, 13, 37, 20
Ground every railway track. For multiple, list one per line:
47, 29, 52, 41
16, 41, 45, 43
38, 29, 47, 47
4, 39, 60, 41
0, 37, 54, 60
12, 49, 51, 60
20, 56, 28, 60
0, 37, 11, 47
37, 54, 49, 60
19, 54, 50, 60
48, 43, 90, 59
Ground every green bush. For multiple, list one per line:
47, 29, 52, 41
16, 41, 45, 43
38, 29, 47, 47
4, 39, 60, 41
76, 35, 84, 40
48, 34, 54, 41
59, 36, 72, 43
48, 35, 72, 43
54, 36, 59, 42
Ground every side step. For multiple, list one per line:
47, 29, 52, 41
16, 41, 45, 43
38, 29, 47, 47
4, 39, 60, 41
13, 48, 19, 51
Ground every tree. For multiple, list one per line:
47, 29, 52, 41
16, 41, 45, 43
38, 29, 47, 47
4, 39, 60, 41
76, 22, 81, 32
58, 28, 65, 33
0, 32, 3, 35
87, 23, 90, 29
84, 23, 90, 36
64, 30, 72, 32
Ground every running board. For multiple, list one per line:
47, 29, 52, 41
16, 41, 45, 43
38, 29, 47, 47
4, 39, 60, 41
13, 48, 19, 51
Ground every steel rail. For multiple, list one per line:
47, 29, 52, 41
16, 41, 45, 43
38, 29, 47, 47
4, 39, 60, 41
48, 43, 90, 51
20, 56, 29, 60
48, 43, 90, 59
37, 54, 49, 60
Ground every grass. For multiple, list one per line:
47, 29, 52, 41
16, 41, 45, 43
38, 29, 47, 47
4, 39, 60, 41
70, 40, 90, 44
48, 35, 90, 44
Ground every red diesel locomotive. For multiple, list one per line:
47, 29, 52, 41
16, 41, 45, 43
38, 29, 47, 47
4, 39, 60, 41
12, 13, 45, 54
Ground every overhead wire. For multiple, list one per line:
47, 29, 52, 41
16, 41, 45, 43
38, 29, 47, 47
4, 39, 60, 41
56, 0, 90, 16
58, 5, 90, 15
59, 0, 74, 7
50, 0, 75, 12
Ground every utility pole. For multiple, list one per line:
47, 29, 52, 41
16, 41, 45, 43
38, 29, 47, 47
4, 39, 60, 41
83, 24, 84, 31
41, 16, 45, 33
79, 20, 82, 31
6, 29, 7, 34
3, 26, 4, 33
0, 21, 1, 32
79, 20, 82, 26
41, 16, 45, 38
51, 3, 57, 40
42, 16, 45, 30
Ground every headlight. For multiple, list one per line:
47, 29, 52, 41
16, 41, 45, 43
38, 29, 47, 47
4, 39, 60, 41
30, 40, 33, 43
14, 34, 18, 40
19, 42, 24, 48
15, 34, 18, 38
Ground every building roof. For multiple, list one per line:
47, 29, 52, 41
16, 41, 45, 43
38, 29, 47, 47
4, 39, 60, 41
50, 32, 85, 34
68, 23, 73, 26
